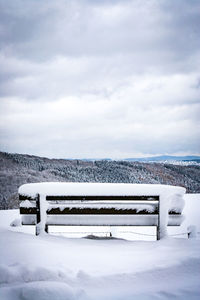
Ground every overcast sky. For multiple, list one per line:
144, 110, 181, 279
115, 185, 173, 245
0, 0, 200, 159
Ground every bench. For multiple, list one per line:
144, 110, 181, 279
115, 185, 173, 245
18, 182, 186, 240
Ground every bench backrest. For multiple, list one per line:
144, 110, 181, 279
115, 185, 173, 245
19, 193, 184, 240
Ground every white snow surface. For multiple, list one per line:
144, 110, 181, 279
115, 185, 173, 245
49, 202, 157, 212
18, 182, 186, 197
20, 200, 36, 208
0, 193, 199, 300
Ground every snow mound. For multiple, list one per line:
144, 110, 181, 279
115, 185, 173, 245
21, 281, 78, 300
10, 218, 21, 227
0, 229, 200, 300
0, 281, 84, 300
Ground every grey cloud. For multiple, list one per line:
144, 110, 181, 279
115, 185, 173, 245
1, 0, 200, 60
0, 0, 199, 100
0, 0, 199, 157
0, 0, 200, 99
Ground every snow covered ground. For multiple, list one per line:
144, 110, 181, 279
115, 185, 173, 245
0, 194, 200, 299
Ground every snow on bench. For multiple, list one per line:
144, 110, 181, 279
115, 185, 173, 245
18, 182, 186, 240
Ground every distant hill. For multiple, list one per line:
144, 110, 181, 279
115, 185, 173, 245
74, 156, 200, 162
124, 155, 200, 162
0, 151, 200, 209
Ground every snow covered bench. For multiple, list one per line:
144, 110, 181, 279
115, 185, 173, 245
18, 182, 186, 240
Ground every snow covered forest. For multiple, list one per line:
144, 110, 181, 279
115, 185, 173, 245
0, 151, 200, 210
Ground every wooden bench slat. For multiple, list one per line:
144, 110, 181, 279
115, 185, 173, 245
20, 207, 181, 215
19, 194, 160, 201
21, 214, 184, 226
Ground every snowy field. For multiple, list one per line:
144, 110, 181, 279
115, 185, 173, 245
0, 194, 200, 299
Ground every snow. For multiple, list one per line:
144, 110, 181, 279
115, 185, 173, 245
0, 193, 200, 299
10, 218, 21, 227
187, 225, 197, 239
19, 182, 186, 198
50, 201, 157, 212
169, 193, 185, 213
20, 200, 36, 208
21, 214, 183, 227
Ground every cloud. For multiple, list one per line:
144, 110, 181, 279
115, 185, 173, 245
0, 89, 199, 157
0, 0, 200, 157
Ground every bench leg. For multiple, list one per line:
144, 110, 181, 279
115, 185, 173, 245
35, 193, 48, 235
157, 196, 161, 240
45, 225, 48, 233
36, 224, 48, 235
157, 226, 160, 240
36, 194, 40, 236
